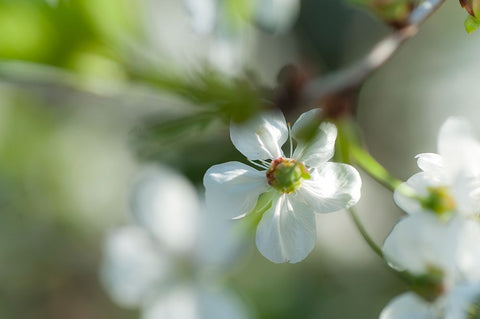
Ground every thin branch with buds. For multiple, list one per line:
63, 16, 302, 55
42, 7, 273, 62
302, 0, 446, 105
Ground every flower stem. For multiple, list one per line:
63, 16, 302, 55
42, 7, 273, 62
350, 146, 402, 192
348, 208, 383, 259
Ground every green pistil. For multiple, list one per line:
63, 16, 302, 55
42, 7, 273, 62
421, 186, 456, 217
266, 158, 310, 194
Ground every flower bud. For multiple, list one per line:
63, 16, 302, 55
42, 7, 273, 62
460, 0, 480, 33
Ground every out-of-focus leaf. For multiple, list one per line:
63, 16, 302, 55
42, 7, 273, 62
130, 67, 265, 123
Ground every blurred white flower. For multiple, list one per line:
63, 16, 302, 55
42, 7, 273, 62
185, 0, 300, 35
394, 117, 480, 218
101, 166, 251, 319
380, 283, 480, 319
383, 213, 480, 290
204, 109, 361, 263
183, 0, 300, 73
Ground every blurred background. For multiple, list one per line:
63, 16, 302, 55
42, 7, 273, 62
0, 0, 477, 318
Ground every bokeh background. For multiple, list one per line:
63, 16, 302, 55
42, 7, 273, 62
0, 0, 476, 318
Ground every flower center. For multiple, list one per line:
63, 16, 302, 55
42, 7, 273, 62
421, 186, 456, 217
266, 158, 310, 194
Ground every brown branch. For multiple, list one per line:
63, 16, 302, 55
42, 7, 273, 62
301, 0, 445, 106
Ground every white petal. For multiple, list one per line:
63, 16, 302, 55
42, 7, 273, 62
382, 214, 460, 277
380, 293, 436, 319
451, 171, 480, 216
393, 172, 445, 215
455, 219, 480, 281
292, 109, 337, 167
100, 227, 170, 308
298, 163, 361, 213
415, 153, 444, 174
438, 117, 480, 179
291, 108, 321, 141
255, 0, 300, 33
230, 110, 288, 160
142, 285, 250, 319
445, 283, 480, 319
204, 162, 268, 219
130, 166, 200, 254
194, 206, 246, 268
255, 194, 316, 263
143, 286, 199, 319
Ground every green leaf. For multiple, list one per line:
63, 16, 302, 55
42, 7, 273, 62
465, 15, 480, 33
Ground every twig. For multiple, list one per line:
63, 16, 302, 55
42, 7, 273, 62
302, 0, 445, 104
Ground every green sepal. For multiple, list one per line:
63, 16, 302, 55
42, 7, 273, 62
396, 266, 445, 302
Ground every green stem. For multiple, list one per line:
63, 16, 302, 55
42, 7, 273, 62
350, 145, 403, 192
348, 208, 384, 259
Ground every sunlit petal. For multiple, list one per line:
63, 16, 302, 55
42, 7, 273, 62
415, 153, 443, 175
438, 117, 480, 179
255, 194, 316, 263
298, 163, 361, 213
455, 219, 480, 282
382, 214, 460, 277
230, 110, 288, 160
292, 109, 337, 167
204, 161, 268, 219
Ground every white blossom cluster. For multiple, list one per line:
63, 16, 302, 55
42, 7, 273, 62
101, 110, 480, 318
380, 118, 480, 319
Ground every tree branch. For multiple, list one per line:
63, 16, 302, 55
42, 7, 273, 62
302, 0, 445, 104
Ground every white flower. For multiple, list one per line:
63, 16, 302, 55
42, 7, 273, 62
380, 283, 480, 319
101, 166, 250, 319
383, 213, 480, 290
394, 117, 480, 217
204, 109, 361, 263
